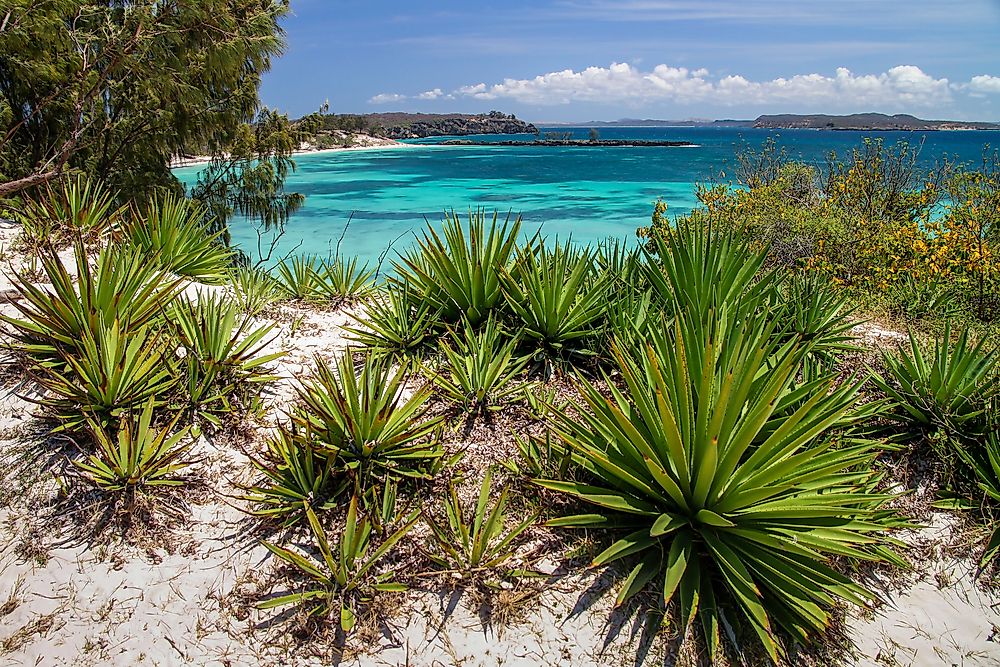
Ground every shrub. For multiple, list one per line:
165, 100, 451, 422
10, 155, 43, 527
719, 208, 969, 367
167, 292, 282, 427
951, 426, 1000, 568
293, 353, 444, 495
501, 242, 608, 370
274, 255, 325, 300
346, 284, 441, 365
124, 194, 233, 284
430, 316, 531, 415
2, 241, 182, 364
872, 322, 1000, 442
314, 256, 375, 304
261, 496, 417, 631
422, 468, 537, 585
17, 177, 123, 251
228, 266, 281, 316
393, 210, 526, 327
539, 310, 905, 661
772, 272, 858, 378
74, 399, 192, 492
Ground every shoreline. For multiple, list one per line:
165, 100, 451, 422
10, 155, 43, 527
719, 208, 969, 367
169, 139, 411, 170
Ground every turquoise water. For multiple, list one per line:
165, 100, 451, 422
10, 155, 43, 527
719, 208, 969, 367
172, 127, 996, 266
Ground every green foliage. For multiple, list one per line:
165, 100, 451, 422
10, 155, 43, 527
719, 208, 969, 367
873, 322, 1000, 441
2, 242, 182, 364
229, 266, 281, 316
394, 210, 525, 327
314, 256, 375, 304
423, 469, 537, 584
260, 497, 417, 631
274, 255, 326, 300
1, 0, 295, 213
74, 400, 192, 492
430, 317, 532, 415
16, 176, 123, 251
36, 320, 177, 432
346, 285, 441, 364
502, 243, 608, 368
293, 353, 444, 493
124, 194, 233, 284
245, 425, 344, 526
167, 293, 282, 427
773, 273, 858, 377
539, 308, 904, 661
951, 427, 1000, 568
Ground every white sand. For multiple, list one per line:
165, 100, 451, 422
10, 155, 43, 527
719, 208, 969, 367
170, 135, 410, 169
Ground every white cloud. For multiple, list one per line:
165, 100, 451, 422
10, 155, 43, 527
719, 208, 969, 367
368, 92, 407, 104
968, 74, 1000, 94
441, 62, 974, 110
416, 88, 447, 100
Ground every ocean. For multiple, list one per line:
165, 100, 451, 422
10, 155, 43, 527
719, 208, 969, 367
171, 127, 996, 267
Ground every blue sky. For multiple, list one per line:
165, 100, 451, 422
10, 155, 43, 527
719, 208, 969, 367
260, 0, 1000, 121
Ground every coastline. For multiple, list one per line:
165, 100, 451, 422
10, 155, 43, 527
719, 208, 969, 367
169, 136, 410, 169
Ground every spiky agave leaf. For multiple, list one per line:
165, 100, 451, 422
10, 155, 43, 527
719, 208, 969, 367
422, 468, 537, 582
429, 316, 532, 415
74, 399, 192, 492
392, 209, 528, 327
17, 176, 124, 250
314, 256, 375, 304
125, 194, 233, 284
501, 242, 609, 368
345, 284, 442, 365
293, 352, 444, 490
274, 255, 324, 300
260, 496, 418, 630
538, 309, 905, 662
872, 321, 1000, 441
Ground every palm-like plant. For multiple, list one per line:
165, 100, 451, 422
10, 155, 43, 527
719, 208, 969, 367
951, 427, 1000, 568
17, 176, 123, 250
423, 469, 537, 585
167, 293, 283, 426
314, 256, 375, 304
773, 272, 858, 378
294, 353, 444, 491
37, 321, 178, 431
538, 311, 904, 662
274, 255, 324, 300
2, 242, 182, 364
430, 317, 532, 415
228, 266, 281, 316
872, 321, 1000, 441
501, 243, 608, 368
393, 210, 526, 326
260, 497, 418, 632
74, 400, 192, 492
346, 285, 441, 365
245, 425, 345, 525
125, 194, 233, 284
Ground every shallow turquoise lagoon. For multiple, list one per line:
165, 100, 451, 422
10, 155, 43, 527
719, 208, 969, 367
172, 127, 995, 267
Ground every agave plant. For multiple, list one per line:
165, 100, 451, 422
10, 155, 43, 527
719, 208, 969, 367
872, 321, 1000, 441
167, 292, 283, 426
393, 210, 527, 327
37, 321, 178, 431
538, 310, 905, 662
429, 316, 532, 415
314, 256, 375, 304
17, 176, 124, 250
346, 284, 441, 365
74, 399, 192, 492
423, 469, 537, 585
125, 194, 233, 284
596, 237, 647, 299
229, 266, 281, 316
950, 426, 1000, 569
244, 424, 346, 525
293, 352, 444, 493
501, 242, 608, 369
773, 272, 858, 378
2, 242, 182, 364
260, 497, 418, 631
274, 255, 325, 300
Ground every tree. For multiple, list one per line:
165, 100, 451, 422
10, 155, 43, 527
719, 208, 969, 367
0, 0, 300, 230
588, 127, 599, 143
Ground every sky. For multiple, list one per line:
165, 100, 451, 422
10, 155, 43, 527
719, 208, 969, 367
259, 0, 1000, 122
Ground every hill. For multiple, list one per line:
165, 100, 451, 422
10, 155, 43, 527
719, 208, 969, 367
754, 113, 1000, 131
316, 111, 537, 139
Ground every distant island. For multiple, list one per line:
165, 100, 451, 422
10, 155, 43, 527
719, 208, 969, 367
545, 118, 753, 128
314, 111, 537, 141
753, 113, 1000, 131
441, 138, 695, 148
